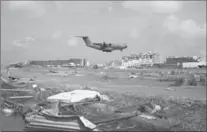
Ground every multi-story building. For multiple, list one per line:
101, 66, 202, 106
121, 51, 161, 68
165, 56, 206, 68
165, 56, 198, 65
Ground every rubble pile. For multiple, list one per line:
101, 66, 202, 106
1, 77, 206, 131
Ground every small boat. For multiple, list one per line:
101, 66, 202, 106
23, 111, 96, 131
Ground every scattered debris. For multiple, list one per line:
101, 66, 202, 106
101, 74, 118, 80
1, 76, 10, 83
151, 104, 161, 114
75, 74, 84, 77
1, 89, 33, 92
24, 112, 87, 131
82, 85, 99, 90
9, 96, 34, 99
79, 116, 98, 130
1, 62, 206, 131
165, 87, 176, 91
9, 76, 20, 81
99, 72, 106, 75
99, 94, 110, 101
1, 85, 206, 131
48, 69, 58, 73
163, 106, 169, 111
139, 114, 157, 120
46, 71, 68, 77
129, 74, 139, 78
2, 108, 15, 116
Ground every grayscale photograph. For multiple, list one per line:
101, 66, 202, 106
1, 1, 206, 131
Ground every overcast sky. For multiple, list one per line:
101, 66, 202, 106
1, 1, 206, 64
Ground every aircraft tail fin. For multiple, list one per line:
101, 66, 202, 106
75, 36, 93, 46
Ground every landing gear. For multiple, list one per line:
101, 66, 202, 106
103, 50, 111, 52
103, 42, 107, 48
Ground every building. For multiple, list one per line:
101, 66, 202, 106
29, 58, 87, 67
182, 62, 200, 68
107, 60, 122, 67
121, 51, 161, 68
165, 56, 198, 65
165, 56, 206, 68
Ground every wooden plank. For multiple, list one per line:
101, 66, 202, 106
29, 122, 82, 130
28, 115, 80, 126
9, 96, 34, 99
1, 89, 33, 92
25, 124, 84, 131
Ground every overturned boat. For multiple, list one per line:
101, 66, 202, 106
24, 112, 97, 131
23, 99, 99, 131
23, 103, 137, 131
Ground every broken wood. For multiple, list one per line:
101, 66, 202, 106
9, 96, 34, 99
94, 111, 138, 125
1, 89, 33, 92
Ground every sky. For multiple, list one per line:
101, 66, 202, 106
1, 1, 206, 64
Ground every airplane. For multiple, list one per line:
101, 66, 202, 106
75, 36, 128, 52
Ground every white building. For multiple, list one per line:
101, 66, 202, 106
182, 62, 200, 68
182, 56, 206, 68
121, 52, 161, 68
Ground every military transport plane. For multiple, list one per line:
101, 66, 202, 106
75, 36, 128, 52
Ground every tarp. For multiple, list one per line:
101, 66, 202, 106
47, 90, 108, 103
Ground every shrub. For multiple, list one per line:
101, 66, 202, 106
183, 74, 197, 86
198, 75, 206, 86
159, 72, 204, 86
171, 77, 185, 86
170, 70, 175, 75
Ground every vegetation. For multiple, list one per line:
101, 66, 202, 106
157, 70, 206, 86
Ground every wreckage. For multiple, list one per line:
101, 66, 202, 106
22, 89, 140, 131
1, 78, 174, 132
0, 63, 187, 131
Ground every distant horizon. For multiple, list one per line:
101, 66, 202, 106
1, 1, 206, 65
1, 51, 206, 66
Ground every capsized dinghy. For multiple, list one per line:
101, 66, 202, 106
24, 110, 98, 131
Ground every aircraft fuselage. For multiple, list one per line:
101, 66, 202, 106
90, 43, 126, 52
76, 36, 128, 52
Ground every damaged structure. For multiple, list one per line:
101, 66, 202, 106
121, 51, 161, 68
1, 73, 176, 131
